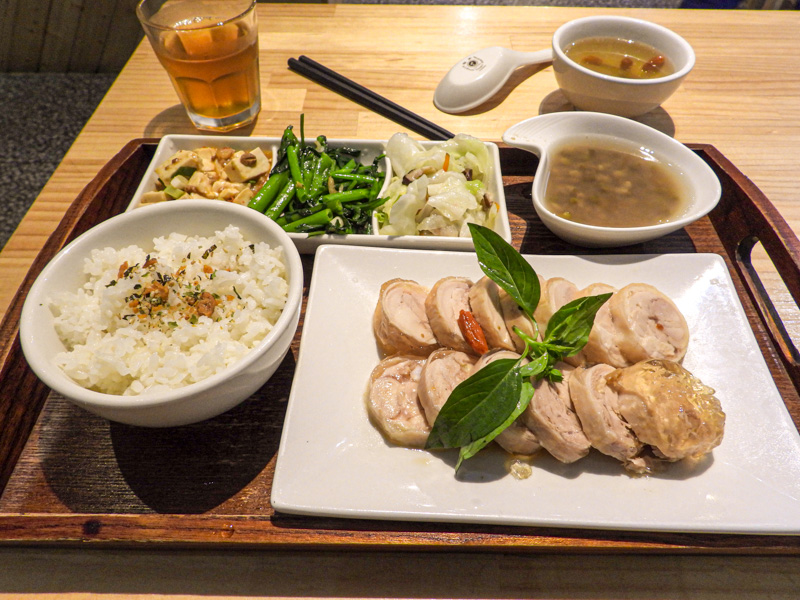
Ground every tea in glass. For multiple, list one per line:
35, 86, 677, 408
137, 0, 261, 132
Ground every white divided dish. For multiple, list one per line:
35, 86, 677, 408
503, 112, 722, 248
128, 135, 511, 253
271, 245, 800, 534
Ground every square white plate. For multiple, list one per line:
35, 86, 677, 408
127, 135, 511, 254
271, 245, 800, 534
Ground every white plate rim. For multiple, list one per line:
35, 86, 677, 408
271, 245, 800, 534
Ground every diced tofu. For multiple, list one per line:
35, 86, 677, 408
195, 147, 217, 172
140, 190, 170, 205
156, 150, 201, 183
216, 182, 247, 202
233, 188, 254, 206
223, 147, 270, 183
169, 174, 190, 190
185, 170, 214, 197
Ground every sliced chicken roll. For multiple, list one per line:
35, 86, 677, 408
564, 283, 618, 368
581, 294, 631, 368
425, 277, 474, 354
373, 278, 438, 356
609, 283, 690, 364
367, 355, 430, 448
468, 276, 516, 351
472, 350, 540, 456
498, 288, 538, 353
418, 349, 476, 426
533, 277, 579, 333
608, 359, 725, 462
523, 362, 590, 463
569, 364, 641, 464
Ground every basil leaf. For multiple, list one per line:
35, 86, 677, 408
544, 293, 612, 354
425, 358, 521, 450
456, 379, 535, 471
518, 352, 549, 379
468, 223, 540, 320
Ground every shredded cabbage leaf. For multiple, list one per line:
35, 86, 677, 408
378, 133, 497, 237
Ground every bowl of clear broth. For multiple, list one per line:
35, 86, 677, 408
552, 15, 695, 117
502, 112, 721, 248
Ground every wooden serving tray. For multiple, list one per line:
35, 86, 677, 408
1, 139, 799, 552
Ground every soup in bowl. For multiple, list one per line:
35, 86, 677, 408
552, 16, 695, 117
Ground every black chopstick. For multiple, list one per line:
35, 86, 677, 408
288, 55, 455, 141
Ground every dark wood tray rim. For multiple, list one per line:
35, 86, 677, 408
2, 139, 800, 553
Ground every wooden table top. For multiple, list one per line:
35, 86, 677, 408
2, 4, 800, 597
3, 4, 800, 322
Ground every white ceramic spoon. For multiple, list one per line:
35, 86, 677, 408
433, 46, 553, 114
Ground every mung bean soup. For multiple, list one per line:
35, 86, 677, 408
543, 138, 688, 228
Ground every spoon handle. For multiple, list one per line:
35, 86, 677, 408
507, 48, 554, 69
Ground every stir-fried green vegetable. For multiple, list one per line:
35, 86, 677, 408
248, 117, 388, 235
425, 224, 611, 472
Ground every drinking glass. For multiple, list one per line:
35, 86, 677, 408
136, 0, 261, 132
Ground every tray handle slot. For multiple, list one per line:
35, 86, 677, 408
701, 144, 800, 393
736, 235, 800, 364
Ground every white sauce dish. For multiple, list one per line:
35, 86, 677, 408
502, 112, 721, 248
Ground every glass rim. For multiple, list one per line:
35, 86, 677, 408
136, 0, 257, 31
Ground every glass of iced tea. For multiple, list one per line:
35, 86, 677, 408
136, 0, 260, 132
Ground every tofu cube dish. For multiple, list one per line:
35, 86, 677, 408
141, 146, 272, 207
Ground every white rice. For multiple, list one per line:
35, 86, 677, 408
49, 225, 288, 396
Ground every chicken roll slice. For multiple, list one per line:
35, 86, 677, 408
580, 298, 630, 368
569, 364, 641, 463
425, 277, 474, 354
533, 277, 579, 332
373, 278, 438, 356
468, 276, 516, 351
523, 362, 590, 463
607, 359, 725, 462
367, 355, 430, 448
498, 288, 538, 353
609, 283, 689, 364
418, 349, 476, 426
564, 283, 618, 367
472, 350, 540, 456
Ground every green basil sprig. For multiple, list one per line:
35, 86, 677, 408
469, 223, 540, 320
424, 224, 611, 472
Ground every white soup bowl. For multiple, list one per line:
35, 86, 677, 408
552, 15, 695, 117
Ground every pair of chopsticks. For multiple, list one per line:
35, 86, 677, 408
288, 55, 455, 141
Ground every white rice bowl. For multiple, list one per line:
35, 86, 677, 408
49, 225, 288, 396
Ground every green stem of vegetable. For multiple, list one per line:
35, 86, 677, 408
331, 173, 378, 185
276, 203, 327, 226
282, 208, 334, 232
322, 189, 370, 204
331, 159, 356, 175
324, 197, 343, 215
302, 151, 316, 192
356, 195, 389, 212
163, 185, 184, 200
368, 178, 382, 201
308, 153, 334, 197
264, 180, 297, 220
247, 171, 289, 213
286, 145, 306, 202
